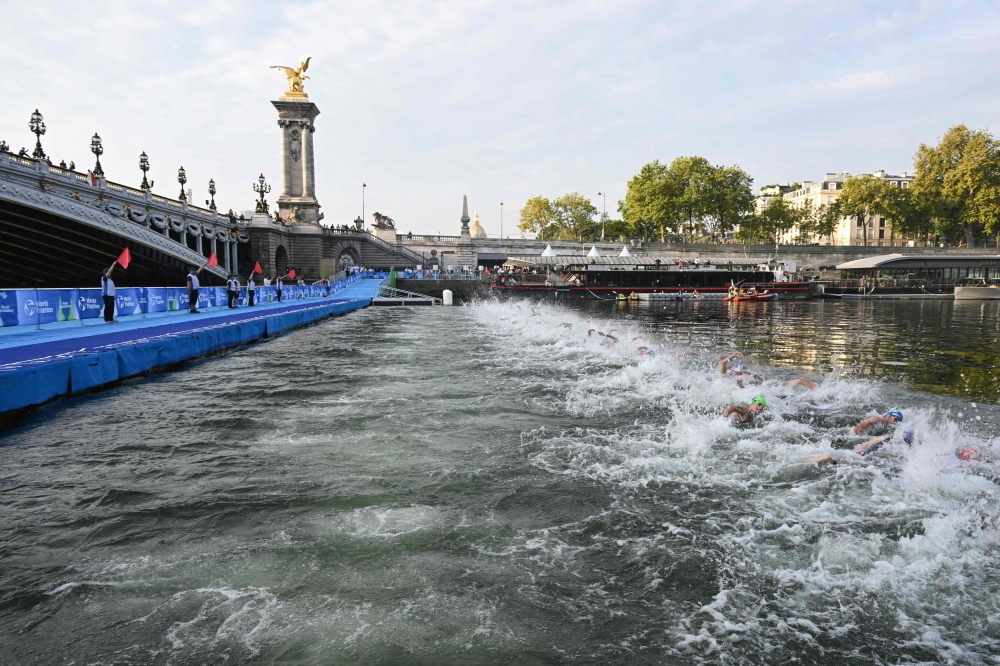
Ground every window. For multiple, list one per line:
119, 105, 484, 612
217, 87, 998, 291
868, 229, 874, 238
856, 229, 862, 239
879, 229, 885, 239
880, 218, 886, 227
902, 182, 909, 188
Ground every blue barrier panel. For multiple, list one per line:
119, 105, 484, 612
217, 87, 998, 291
78, 288, 103, 319
198, 289, 212, 310
17, 289, 57, 326
167, 287, 187, 312
56, 289, 78, 321
69, 351, 119, 393
0, 290, 19, 326
115, 288, 143, 317
146, 288, 167, 314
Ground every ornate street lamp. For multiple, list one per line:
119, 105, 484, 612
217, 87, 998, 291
90, 133, 104, 176
139, 151, 153, 190
29, 109, 46, 159
177, 166, 187, 201
253, 173, 271, 214
207, 178, 217, 211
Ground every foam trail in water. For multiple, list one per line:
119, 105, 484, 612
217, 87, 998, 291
471, 298, 1000, 662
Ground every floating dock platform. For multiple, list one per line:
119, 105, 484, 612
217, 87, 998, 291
0, 279, 383, 417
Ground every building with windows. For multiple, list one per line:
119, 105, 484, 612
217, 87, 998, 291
776, 170, 917, 246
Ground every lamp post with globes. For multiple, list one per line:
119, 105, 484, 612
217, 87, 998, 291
362, 182, 366, 225
597, 191, 607, 241
29, 109, 46, 159
139, 152, 153, 191
177, 166, 187, 201
90, 133, 104, 176
207, 179, 217, 211
500, 202, 503, 239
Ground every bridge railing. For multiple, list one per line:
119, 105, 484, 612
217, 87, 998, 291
0, 272, 378, 329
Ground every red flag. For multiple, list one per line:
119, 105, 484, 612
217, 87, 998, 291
207, 253, 218, 267
117, 247, 131, 270
288, 268, 296, 279
253, 261, 262, 274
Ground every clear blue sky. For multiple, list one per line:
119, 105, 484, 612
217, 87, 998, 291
1, 1, 997, 236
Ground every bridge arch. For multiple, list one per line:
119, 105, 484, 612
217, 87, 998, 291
275, 245, 289, 275
337, 247, 360, 270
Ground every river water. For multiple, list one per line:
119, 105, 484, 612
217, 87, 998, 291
2, 298, 1000, 664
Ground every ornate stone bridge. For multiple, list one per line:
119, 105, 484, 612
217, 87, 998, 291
0, 152, 244, 288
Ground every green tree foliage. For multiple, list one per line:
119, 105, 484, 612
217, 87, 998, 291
518, 193, 599, 241
703, 165, 755, 242
518, 195, 557, 239
619, 157, 753, 242
741, 196, 800, 244
618, 160, 678, 240
835, 175, 900, 247
911, 125, 1000, 246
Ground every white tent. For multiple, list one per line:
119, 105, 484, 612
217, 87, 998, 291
541, 244, 557, 257
619, 245, 631, 257
587, 245, 601, 258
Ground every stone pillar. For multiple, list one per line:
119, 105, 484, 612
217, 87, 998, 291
211, 237, 217, 260
196, 233, 203, 254
272, 99, 321, 225
278, 121, 290, 197
232, 241, 238, 273
302, 123, 315, 197
181, 230, 187, 248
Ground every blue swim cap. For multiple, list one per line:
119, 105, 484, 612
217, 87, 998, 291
902, 431, 914, 445
733, 362, 747, 373
885, 409, 903, 422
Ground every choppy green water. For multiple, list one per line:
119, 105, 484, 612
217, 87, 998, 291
1, 298, 999, 664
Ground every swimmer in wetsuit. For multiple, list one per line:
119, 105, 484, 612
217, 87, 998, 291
852, 409, 912, 456
718, 352, 761, 387
722, 396, 767, 424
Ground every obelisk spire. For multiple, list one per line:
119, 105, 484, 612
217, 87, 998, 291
461, 194, 471, 233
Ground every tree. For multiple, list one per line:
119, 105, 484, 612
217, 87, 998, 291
795, 200, 839, 243
754, 196, 800, 244
836, 175, 898, 247
552, 192, 599, 241
702, 165, 755, 242
518, 196, 557, 239
618, 160, 679, 240
911, 125, 1000, 247
670, 156, 713, 241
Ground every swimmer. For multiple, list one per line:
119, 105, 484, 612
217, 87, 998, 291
722, 396, 767, 424
851, 409, 903, 435
852, 411, 913, 456
782, 378, 819, 390
718, 352, 761, 387
637, 346, 655, 357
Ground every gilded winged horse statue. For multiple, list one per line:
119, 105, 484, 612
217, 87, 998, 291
270, 57, 311, 97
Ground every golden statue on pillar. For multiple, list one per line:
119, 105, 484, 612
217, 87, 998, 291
270, 57, 311, 98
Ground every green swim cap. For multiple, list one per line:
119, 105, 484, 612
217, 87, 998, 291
751, 396, 767, 407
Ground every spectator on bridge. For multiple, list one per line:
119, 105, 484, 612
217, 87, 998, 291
59, 160, 67, 168
68, 161, 75, 171
187, 264, 206, 313
101, 262, 118, 324
247, 273, 256, 306
18, 147, 27, 157
0, 140, 8, 153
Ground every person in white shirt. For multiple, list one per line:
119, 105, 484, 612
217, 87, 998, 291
101, 262, 118, 323
247, 273, 256, 306
187, 263, 206, 313
227, 274, 239, 309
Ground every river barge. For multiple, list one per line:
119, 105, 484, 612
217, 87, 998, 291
490, 255, 810, 299
829, 254, 1000, 299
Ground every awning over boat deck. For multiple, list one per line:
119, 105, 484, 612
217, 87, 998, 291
503, 255, 771, 268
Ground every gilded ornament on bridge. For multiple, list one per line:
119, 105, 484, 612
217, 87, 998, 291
270, 57, 311, 98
